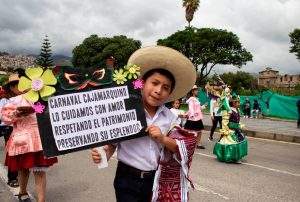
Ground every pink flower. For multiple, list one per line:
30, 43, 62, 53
133, 79, 143, 89
32, 102, 45, 114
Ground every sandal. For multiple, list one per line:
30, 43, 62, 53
7, 179, 19, 188
17, 192, 32, 202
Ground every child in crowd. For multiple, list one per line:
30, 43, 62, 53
0, 74, 21, 188
91, 46, 196, 202
2, 83, 58, 202
184, 85, 208, 149
170, 99, 188, 127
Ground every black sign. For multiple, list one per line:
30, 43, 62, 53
37, 64, 146, 157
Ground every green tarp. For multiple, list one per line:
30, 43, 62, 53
198, 90, 300, 120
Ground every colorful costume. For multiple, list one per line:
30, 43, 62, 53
205, 82, 248, 162
151, 126, 197, 202
2, 95, 57, 172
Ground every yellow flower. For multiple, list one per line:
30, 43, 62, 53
123, 63, 140, 79
18, 67, 57, 102
112, 69, 127, 85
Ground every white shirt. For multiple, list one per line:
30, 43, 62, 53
117, 105, 176, 171
210, 99, 222, 117
170, 108, 186, 126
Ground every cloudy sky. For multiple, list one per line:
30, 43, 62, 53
1, 0, 299, 74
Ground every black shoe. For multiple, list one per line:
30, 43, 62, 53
17, 193, 31, 202
197, 145, 205, 149
208, 137, 213, 142
7, 179, 19, 188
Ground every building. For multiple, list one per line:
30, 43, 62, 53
0, 55, 35, 70
258, 67, 300, 89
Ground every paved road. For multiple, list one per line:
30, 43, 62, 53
202, 113, 300, 143
1, 130, 300, 202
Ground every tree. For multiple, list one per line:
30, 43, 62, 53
72, 35, 141, 68
35, 35, 54, 68
289, 28, 300, 61
157, 27, 253, 85
217, 71, 258, 95
182, 0, 200, 27
0, 51, 9, 56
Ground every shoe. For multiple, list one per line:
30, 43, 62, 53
196, 145, 205, 149
17, 193, 31, 202
208, 137, 213, 142
7, 179, 19, 188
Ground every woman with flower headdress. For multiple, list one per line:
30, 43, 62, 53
2, 67, 58, 202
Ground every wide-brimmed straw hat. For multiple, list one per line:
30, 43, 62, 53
2, 74, 20, 91
191, 85, 199, 90
128, 46, 196, 102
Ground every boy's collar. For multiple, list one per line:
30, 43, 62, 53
144, 105, 168, 117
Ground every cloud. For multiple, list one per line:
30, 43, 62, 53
0, 0, 299, 74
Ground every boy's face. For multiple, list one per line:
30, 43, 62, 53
142, 72, 172, 109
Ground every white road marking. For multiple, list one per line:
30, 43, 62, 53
193, 183, 230, 200
243, 162, 300, 177
246, 136, 300, 146
194, 151, 300, 177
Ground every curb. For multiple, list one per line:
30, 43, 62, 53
204, 125, 300, 144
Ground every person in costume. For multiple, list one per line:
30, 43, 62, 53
184, 85, 208, 149
213, 95, 248, 163
2, 68, 58, 202
0, 73, 21, 188
91, 46, 197, 202
170, 99, 188, 127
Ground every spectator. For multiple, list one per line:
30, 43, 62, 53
251, 100, 261, 118
242, 98, 251, 118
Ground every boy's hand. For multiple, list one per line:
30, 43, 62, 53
16, 106, 35, 117
91, 145, 116, 164
91, 148, 101, 164
147, 125, 178, 152
146, 125, 165, 144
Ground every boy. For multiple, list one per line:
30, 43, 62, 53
91, 46, 196, 202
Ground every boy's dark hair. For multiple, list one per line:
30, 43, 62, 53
142, 68, 175, 93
